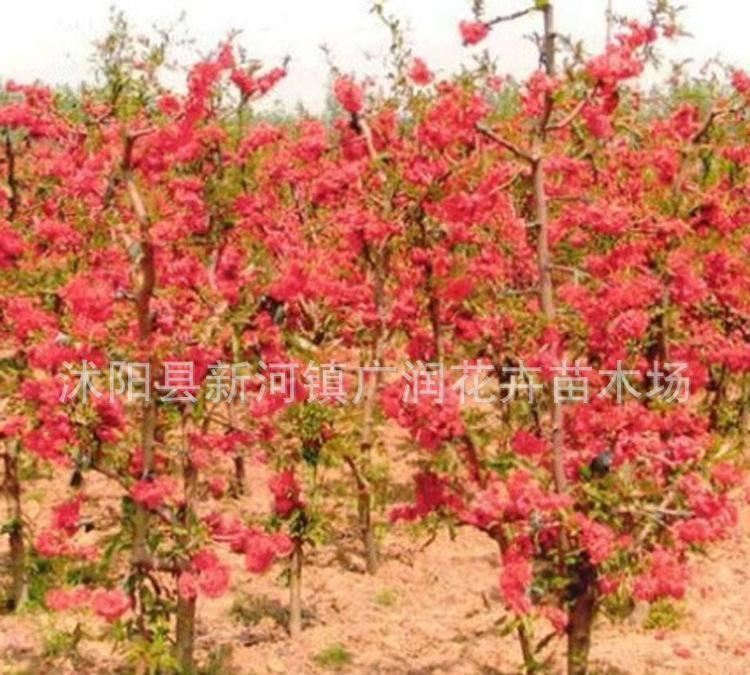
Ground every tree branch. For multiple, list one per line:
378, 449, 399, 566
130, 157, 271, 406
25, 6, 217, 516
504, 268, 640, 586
476, 123, 534, 163
486, 6, 536, 26
547, 88, 597, 132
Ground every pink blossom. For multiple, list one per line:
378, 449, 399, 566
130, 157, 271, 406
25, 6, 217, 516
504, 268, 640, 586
459, 21, 490, 46
91, 588, 131, 622
408, 58, 434, 86
333, 76, 364, 114
499, 550, 533, 615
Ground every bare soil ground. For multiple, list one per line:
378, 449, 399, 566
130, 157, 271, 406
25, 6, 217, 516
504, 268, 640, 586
1, 462, 749, 675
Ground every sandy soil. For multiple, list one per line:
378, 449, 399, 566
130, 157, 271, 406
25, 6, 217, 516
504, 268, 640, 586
1, 462, 749, 675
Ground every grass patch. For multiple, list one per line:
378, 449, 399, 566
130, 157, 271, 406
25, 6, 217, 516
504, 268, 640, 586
373, 587, 398, 607
642, 599, 685, 631
230, 594, 288, 627
314, 643, 352, 670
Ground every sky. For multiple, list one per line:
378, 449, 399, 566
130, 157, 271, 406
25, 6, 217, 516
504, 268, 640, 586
0, 1, 747, 111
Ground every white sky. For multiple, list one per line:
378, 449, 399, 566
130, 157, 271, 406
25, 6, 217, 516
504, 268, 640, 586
1, 1, 747, 111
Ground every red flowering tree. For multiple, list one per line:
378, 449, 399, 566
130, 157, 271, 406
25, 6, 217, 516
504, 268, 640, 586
0, 18, 299, 671
373, 2, 747, 674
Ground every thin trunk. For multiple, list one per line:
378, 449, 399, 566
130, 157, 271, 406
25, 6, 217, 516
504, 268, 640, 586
132, 399, 155, 565
345, 452, 378, 575
532, 156, 566, 495
175, 415, 198, 672
123, 143, 158, 634
358, 490, 378, 575
540, 2, 557, 134
356, 332, 383, 574
533, 3, 566, 496
288, 540, 303, 639
175, 595, 197, 673
542, 3, 556, 77
353, 259, 385, 574
3, 445, 26, 610
567, 567, 597, 675
232, 454, 246, 496
416, 214, 442, 361
229, 337, 246, 496
537, 9, 597, 673
126, 160, 156, 563
229, 404, 246, 496
424, 255, 442, 362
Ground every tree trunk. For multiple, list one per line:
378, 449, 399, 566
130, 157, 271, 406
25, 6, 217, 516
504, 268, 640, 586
3, 446, 26, 610
288, 540, 303, 639
175, 416, 198, 671
232, 453, 246, 496
125, 158, 157, 573
228, 401, 246, 496
567, 567, 597, 675
133, 398, 156, 565
358, 490, 378, 575
354, 327, 384, 575
175, 594, 197, 673
531, 154, 566, 496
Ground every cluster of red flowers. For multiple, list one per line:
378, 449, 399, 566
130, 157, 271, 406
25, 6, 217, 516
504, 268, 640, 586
269, 469, 304, 518
459, 20, 490, 46
46, 586, 131, 623
178, 549, 231, 600
333, 76, 364, 114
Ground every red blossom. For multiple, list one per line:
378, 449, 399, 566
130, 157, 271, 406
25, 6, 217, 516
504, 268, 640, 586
633, 548, 688, 602
51, 495, 83, 536
459, 21, 490, 46
333, 76, 364, 114
408, 58, 434, 85
197, 562, 230, 598
131, 476, 177, 510
91, 588, 131, 622
499, 549, 533, 615
540, 605, 568, 634
35, 528, 70, 558
269, 469, 303, 518
243, 529, 294, 574
46, 586, 91, 612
